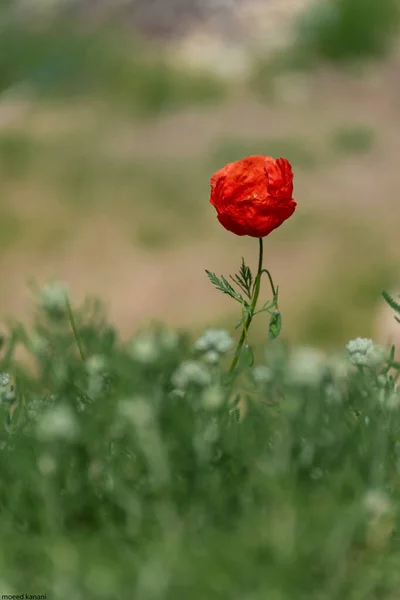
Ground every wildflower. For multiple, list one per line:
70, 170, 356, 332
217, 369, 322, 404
38, 453, 57, 476
0, 373, 15, 403
201, 384, 225, 410
287, 346, 327, 386
252, 365, 274, 383
128, 332, 159, 364
118, 397, 154, 428
171, 360, 211, 390
210, 155, 296, 237
86, 354, 106, 375
194, 328, 234, 354
39, 281, 69, 320
27, 399, 48, 420
36, 404, 79, 442
28, 333, 48, 357
346, 337, 385, 368
364, 489, 392, 518
386, 389, 400, 410
203, 350, 220, 365
0, 373, 10, 388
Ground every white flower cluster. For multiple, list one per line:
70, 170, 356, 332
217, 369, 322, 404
0, 373, 10, 388
0, 372, 15, 403
364, 489, 393, 518
346, 338, 386, 368
39, 281, 70, 320
287, 346, 328, 387
252, 365, 274, 384
128, 332, 159, 364
128, 328, 179, 365
171, 361, 211, 390
194, 328, 234, 365
86, 354, 107, 399
36, 404, 79, 442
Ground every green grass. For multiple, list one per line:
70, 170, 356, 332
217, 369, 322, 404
0, 285, 399, 598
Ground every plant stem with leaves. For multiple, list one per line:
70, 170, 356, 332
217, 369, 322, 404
206, 237, 281, 377
228, 238, 263, 373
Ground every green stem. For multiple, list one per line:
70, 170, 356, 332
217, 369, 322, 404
66, 298, 85, 362
229, 238, 263, 374
261, 269, 279, 309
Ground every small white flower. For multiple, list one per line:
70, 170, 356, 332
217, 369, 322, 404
364, 489, 392, 518
287, 347, 327, 386
0, 373, 10, 387
28, 333, 48, 356
38, 453, 57, 476
168, 389, 185, 399
377, 375, 387, 388
253, 365, 274, 384
86, 354, 106, 375
346, 338, 386, 368
386, 390, 400, 410
194, 329, 234, 354
201, 385, 224, 410
128, 332, 159, 364
39, 281, 69, 319
36, 404, 79, 442
118, 397, 154, 428
203, 350, 220, 365
324, 383, 343, 404
171, 361, 211, 390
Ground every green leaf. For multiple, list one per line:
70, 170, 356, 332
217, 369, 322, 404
240, 345, 255, 368
230, 407, 241, 423
383, 289, 400, 315
389, 344, 396, 362
205, 270, 243, 303
230, 257, 254, 299
268, 310, 282, 340
254, 299, 274, 316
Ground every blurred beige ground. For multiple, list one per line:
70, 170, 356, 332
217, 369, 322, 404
1, 0, 400, 350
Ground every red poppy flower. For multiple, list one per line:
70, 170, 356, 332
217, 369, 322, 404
210, 155, 296, 238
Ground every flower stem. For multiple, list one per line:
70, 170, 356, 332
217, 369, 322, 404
66, 298, 85, 362
229, 237, 263, 374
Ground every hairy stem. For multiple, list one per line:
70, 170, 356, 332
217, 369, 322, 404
229, 237, 263, 374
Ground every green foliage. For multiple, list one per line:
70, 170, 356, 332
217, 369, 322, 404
295, 0, 400, 65
0, 286, 399, 597
206, 269, 245, 304
329, 125, 375, 156
0, 21, 225, 116
268, 310, 282, 340
383, 289, 400, 324
230, 257, 254, 300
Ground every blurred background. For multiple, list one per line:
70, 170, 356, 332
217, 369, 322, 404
1, 0, 400, 350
